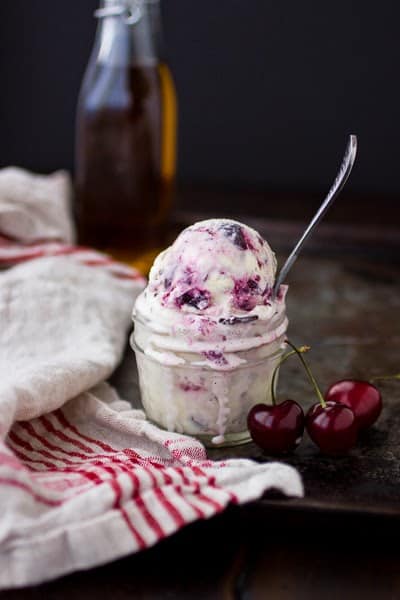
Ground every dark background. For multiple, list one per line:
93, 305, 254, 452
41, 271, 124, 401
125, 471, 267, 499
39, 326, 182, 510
0, 0, 399, 220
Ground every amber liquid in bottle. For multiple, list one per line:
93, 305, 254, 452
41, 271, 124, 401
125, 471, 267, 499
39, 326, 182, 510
75, 10, 177, 274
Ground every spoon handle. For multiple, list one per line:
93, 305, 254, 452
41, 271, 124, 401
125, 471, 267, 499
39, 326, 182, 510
272, 134, 358, 298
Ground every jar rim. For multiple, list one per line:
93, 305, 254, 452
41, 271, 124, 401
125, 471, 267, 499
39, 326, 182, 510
130, 332, 285, 372
132, 308, 288, 355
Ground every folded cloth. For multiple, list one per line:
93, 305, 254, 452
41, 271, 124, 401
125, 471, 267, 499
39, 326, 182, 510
0, 168, 303, 589
0, 167, 74, 244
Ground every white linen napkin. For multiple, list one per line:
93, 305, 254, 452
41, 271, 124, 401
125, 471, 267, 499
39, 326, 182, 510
0, 167, 303, 589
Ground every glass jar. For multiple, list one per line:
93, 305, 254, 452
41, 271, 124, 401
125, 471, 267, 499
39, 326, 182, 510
131, 314, 286, 447
75, 0, 177, 272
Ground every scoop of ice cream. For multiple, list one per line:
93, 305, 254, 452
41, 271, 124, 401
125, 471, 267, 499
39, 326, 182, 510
134, 218, 287, 369
144, 219, 277, 317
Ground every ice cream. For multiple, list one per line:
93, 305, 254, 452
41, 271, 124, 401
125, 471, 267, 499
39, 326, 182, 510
132, 218, 288, 445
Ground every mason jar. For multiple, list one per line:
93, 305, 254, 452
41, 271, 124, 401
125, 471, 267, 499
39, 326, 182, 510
131, 311, 287, 447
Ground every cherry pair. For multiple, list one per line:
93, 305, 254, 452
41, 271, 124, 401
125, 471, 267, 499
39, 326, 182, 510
247, 342, 385, 456
307, 379, 382, 454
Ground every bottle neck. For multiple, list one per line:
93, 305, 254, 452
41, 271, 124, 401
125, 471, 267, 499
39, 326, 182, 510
95, 0, 162, 67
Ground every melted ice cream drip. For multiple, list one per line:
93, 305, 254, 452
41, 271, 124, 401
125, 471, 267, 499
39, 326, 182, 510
211, 376, 230, 445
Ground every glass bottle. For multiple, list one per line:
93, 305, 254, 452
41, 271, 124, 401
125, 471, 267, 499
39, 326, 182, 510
75, 0, 177, 272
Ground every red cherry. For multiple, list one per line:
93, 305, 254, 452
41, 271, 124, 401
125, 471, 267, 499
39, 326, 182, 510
325, 379, 382, 430
247, 400, 305, 454
306, 401, 358, 455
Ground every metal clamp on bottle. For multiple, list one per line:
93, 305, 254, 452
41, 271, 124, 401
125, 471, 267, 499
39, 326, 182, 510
94, 0, 142, 25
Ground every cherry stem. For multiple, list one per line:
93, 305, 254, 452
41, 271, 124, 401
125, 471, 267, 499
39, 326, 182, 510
270, 344, 310, 406
370, 373, 400, 383
285, 340, 326, 409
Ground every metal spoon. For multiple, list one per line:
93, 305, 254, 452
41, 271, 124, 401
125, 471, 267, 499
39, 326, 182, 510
272, 134, 358, 299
